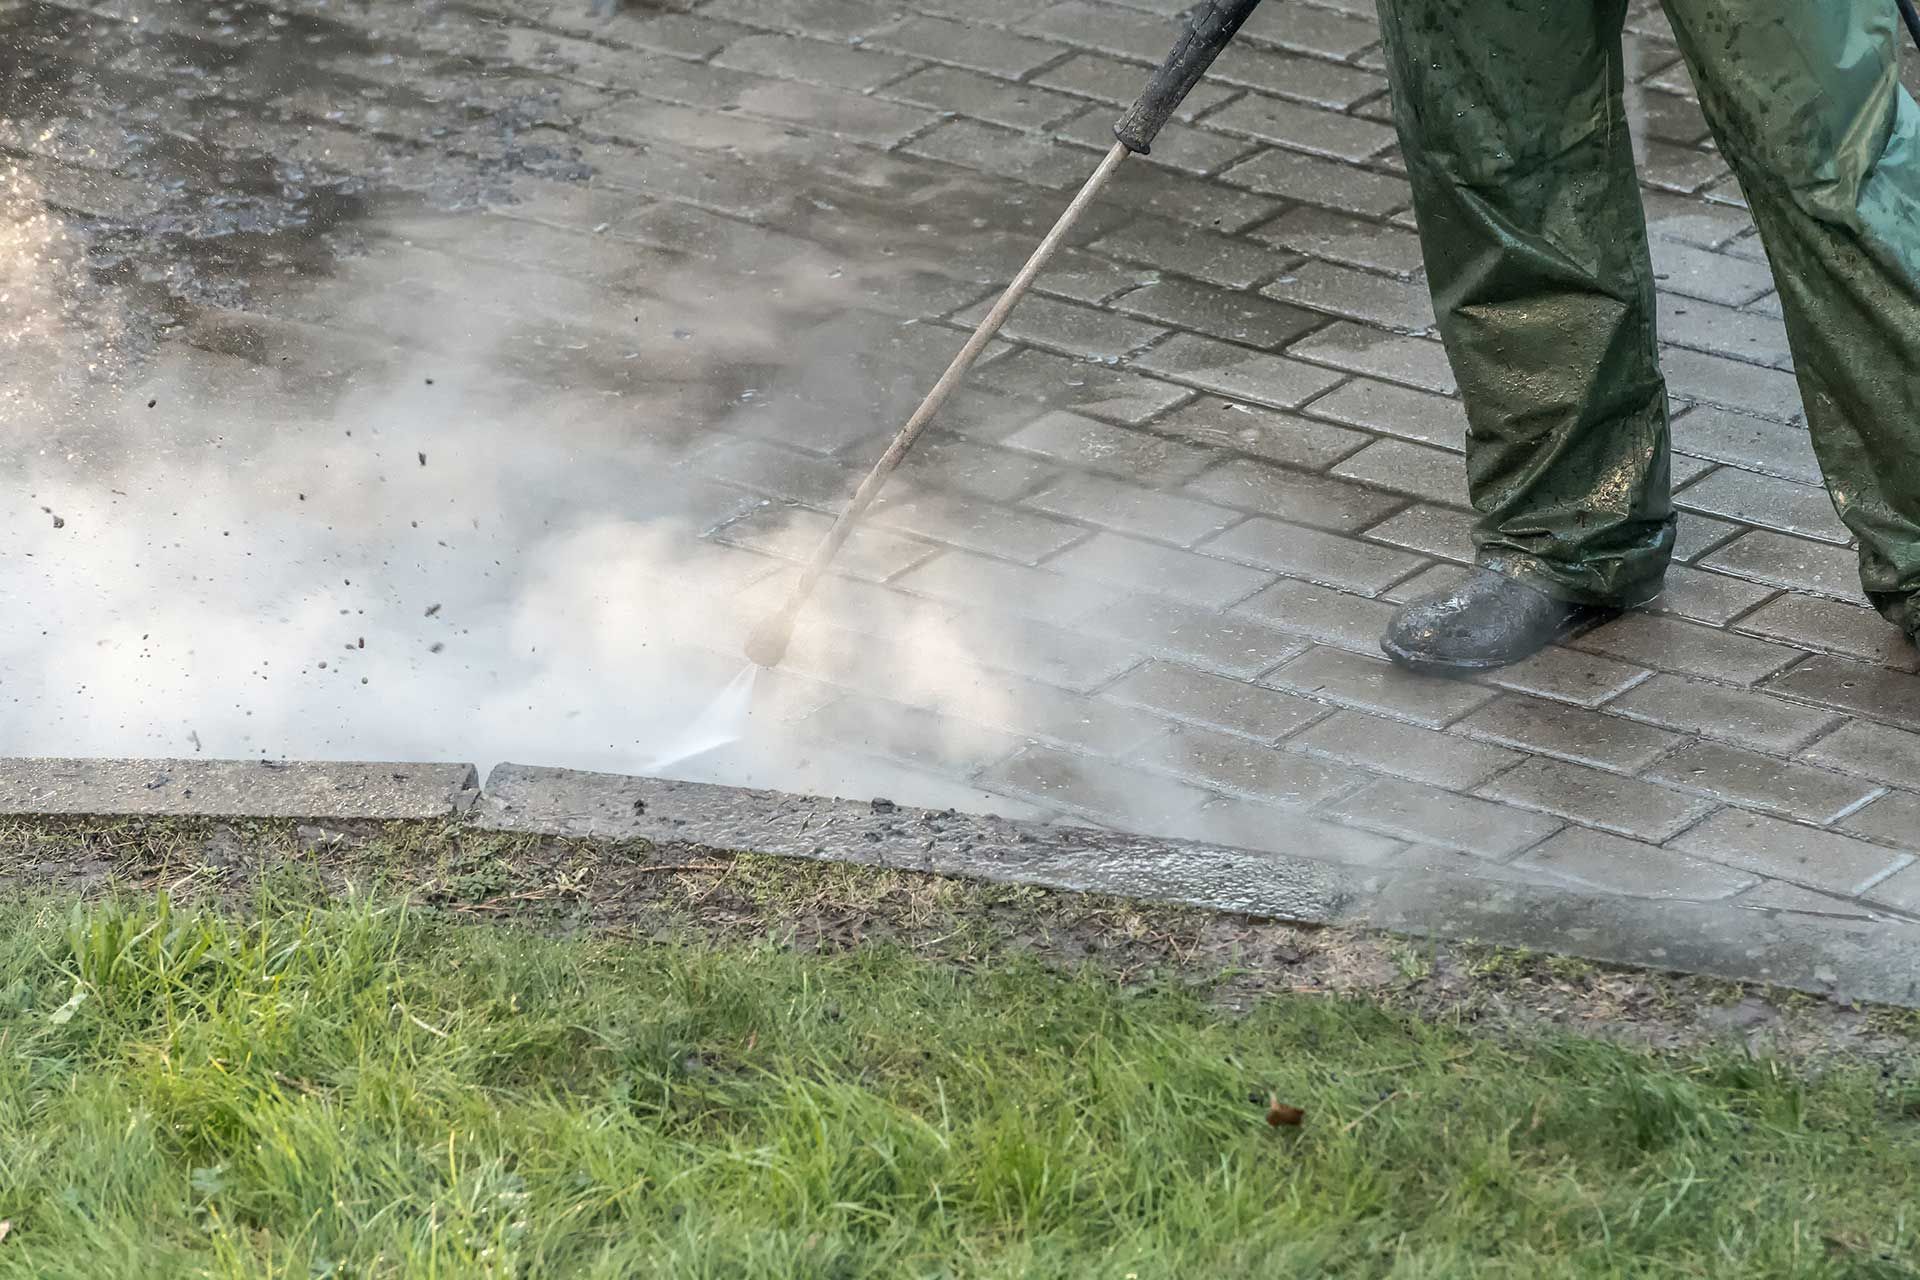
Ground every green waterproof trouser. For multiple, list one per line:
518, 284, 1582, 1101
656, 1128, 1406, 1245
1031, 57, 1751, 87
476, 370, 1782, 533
1377, 0, 1920, 624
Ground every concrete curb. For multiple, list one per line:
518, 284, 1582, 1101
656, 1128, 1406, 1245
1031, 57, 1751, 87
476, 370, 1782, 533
476, 764, 1920, 1009
5, 757, 1917, 1006
0, 758, 480, 819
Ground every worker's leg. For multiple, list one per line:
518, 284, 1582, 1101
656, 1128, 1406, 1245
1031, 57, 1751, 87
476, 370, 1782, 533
1663, 0, 1920, 636
1375, 0, 1674, 608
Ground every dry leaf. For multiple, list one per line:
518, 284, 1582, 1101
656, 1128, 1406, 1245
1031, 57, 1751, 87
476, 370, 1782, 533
1266, 1093, 1305, 1127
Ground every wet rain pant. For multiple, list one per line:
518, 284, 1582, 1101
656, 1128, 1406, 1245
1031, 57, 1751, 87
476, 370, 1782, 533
1377, 0, 1920, 627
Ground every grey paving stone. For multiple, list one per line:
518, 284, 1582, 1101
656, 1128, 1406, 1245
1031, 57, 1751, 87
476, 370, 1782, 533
736, 565, 949, 640
941, 609, 1148, 692
1076, 594, 1310, 678
869, 14, 1061, 76
1672, 809, 1907, 896
1206, 43, 1384, 109
690, 435, 859, 509
1025, 472, 1241, 545
1185, 458, 1405, 531
1658, 295, 1794, 372
955, 293, 1167, 361
600, 13, 762, 59
908, 119, 1083, 189
716, 506, 936, 582
1380, 562, 1470, 605
1100, 163, 1285, 233
954, 670, 1175, 755
1131, 726, 1354, 807
1034, 52, 1239, 121
713, 31, 916, 89
1233, 577, 1399, 654
1766, 655, 1920, 735
1863, 854, 1920, 909
1132, 333, 1346, 409
1646, 565, 1776, 627
1293, 710, 1520, 789
1151, 398, 1370, 471
1641, 139, 1728, 194
1308, 378, 1468, 451
1205, 95, 1397, 163
1002, 410, 1216, 482
1663, 346, 1805, 420
1672, 513, 1747, 563
0, 759, 478, 818
980, 743, 1215, 828
1456, 696, 1680, 771
1241, 0, 1380, 57
1263, 646, 1496, 727
880, 65, 1084, 131
1331, 438, 1471, 507
1481, 646, 1655, 709
569, 142, 772, 230
1249, 207, 1426, 277
1090, 217, 1281, 289
1802, 718, 1920, 789
1054, 110, 1258, 177
975, 349, 1195, 424
1111, 279, 1321, 348
1735, 595, 1920, 672
1104, 659, 1326, 740
1608, 673, 1842, 756
1203, 517, 1424, 595
1265, 260, 1436, 334
1676, 468, 1850, 544
1476, 756, 1716, 842
868, 490, 1085, 564
897, 544, 1126, 620
1182, 798, 1405, 865
1288, 322, 1457, 394
778, 604, 1116, 704
1036, 248, 1161, 305
1516, 828, 1755, 900
1641, 190, 1755, 248
1322, 778, 1562, 858
1020, 0, 1182, 61
1650, 238, 1777, 307
1570, 612, 1804, 685
896, 435, 1061, 503
1362, 504, 1475, 564
1047, 531, 1276, 607
801, 693, 1028, 775
1733, 879, 1884, 920
1701, 531, 1864, 602
704, 0, 901, 38
1222, 149, 1411, 218
740, 76, 940, 144
1645, 740, 1879, 826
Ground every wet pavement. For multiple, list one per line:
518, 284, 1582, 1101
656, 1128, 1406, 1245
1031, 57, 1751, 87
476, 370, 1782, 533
6, 0, 1920, 937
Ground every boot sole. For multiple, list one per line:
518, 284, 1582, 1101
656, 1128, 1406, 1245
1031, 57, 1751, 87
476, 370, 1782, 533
1380, 605, 1622, 676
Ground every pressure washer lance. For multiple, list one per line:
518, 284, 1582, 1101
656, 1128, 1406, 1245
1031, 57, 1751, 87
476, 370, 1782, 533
743, 0, 1266, 668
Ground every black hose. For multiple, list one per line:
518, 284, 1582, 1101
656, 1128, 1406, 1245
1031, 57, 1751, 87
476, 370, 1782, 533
1901, 0, 1920, 52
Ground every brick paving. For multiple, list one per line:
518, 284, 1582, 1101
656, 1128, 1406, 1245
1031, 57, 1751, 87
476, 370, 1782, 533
11, 0, 1920, 938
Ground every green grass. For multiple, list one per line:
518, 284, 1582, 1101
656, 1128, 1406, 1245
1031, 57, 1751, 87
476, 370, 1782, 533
2, 887, 1918, 1279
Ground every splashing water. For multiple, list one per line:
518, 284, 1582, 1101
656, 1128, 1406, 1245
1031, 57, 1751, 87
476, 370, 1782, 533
644, 664, 761, 774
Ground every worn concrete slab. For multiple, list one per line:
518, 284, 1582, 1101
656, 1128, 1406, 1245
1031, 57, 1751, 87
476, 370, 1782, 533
475, 765, 1920, 1007
0, 759, 480, 819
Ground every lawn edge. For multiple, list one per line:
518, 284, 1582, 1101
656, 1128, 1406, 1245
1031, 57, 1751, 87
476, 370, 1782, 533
3, 756, 1917, 1008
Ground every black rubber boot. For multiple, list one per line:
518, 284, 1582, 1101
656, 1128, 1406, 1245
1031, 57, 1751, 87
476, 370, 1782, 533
1381, 568, 1621, 675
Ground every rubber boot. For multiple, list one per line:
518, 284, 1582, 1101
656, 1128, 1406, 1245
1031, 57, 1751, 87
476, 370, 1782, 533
1381, 569, 1620, 675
